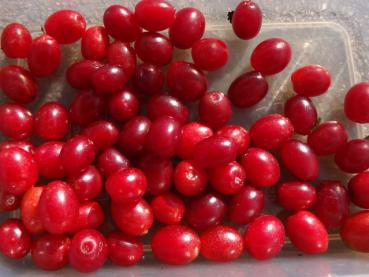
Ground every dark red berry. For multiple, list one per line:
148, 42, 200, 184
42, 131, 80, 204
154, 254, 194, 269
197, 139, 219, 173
66, 60, 103, 90
97, 147, 130, 178
231, 1, 262, 40
334, 139, 369, 173
107, 41, 136, 77
133, 63, 164, 96
82, 120, 119, 153
81, 26, 109, 61
108, 88, 139, 122
91, 65, 129, 95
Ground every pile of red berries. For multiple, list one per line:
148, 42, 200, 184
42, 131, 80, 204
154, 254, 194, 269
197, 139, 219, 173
1, 0, 369, 273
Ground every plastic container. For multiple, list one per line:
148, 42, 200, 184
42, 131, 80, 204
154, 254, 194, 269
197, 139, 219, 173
1, 0, 369, 276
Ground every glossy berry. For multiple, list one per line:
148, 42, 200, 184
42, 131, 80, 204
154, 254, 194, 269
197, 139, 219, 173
281, 140, 319, 181
27, 34, 61, 77
243, 215, 285, 260
91, 65, 129, 95
0, 219, 31, 259
201, 225, 244, 262
217, 125, 250, 156
107, 232, 143, 266
0, 65, 37, 104
151, 225, 200, 265
228, 71, 268, 108
307, 121, 348, 156
169, 7, 205, 49
1, 23, 32, 58
250, 114, 294, 150
107, 41, 136, 77
34, 141, 66, 179
133, 63, 164, 96
35, 102, 69, 141
340, 211, 369, 252
82, 120, 119, 152
97, 148, 130, 178
0, 103, 33, 140
344, 82, 369, 123
240, 148, 280, 187
286, 211, 328, 254
167, 61, 208, 102
192, 38, 229, 71
334, 139, 369, 173
69, 229, 108, 273
108, 88, 139, 122
228, 186, 264, 225
199, 91, 232, 129
0, 140, 35, 155
185, 193, 226, 231
0, 190, 21, 211
66, 60, 103, 90
277, 181, 317, 210
174, 160, 207, 197
284, 95, 317, 135
0, 147, 38, 195
69, 201, 105, 234
81, 26, 109, 61
291, 65, 331, 97
250, 38, 291, 75
231, 1, 262, 40
151, 192, 185, 224
135, 0, 175, 31
31, 234, 70, 271
21, 186, 44, 234
209, 161, 245, 194
349, 172, 369, 209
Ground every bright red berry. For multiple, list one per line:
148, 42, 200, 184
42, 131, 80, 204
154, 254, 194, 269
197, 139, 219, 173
81, 26, 109, 61
277, 181, 317, 210
151, 192, 185, 225
107, 232, 143, 266
231, 1, 262, 40
1, 23, 32, 58
0, 219, 31, 259
191, 38, 229, 71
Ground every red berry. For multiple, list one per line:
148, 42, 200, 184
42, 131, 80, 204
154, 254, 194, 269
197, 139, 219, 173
34, 141, 66, 179
108, 88, 139, 122
174, 160, 207, 197
209, 161, 245, 195
231, 1, 262, 40
228, 71, 268, 108
0, 140, 35, 155
243, 215, 285, 260
107, 41, 136, 77
0, 103, 33, 140
201, 225, 244, 262
340, 211, 369, 252
192, 38, 229, 71
82, 120, 119, 153
250, 38, 291, 75
91, 65, 129, 95
1, 23, 32, 58
277, 181, 317, 210
291, 65, 331, 97
0, 190, 21, 211
66, 60, 103, 90
133, 63, 164, 96
334, 139, 369, 173
0, 219, 31, 259
217, 125, 250, 156
349, 172, 369, 209
97, 148, 130, 178
69, 201, 105, 234
151, 192, 185, 225
81, 26, 109, 61
21, 186, 44, 234
151, 225, 200, 265
0, 65, 37, 104
286, 210, 328, 254
344, 82, 369, 123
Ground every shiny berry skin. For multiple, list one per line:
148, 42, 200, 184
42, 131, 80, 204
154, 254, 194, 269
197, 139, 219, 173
291, 65, 331, 97
107, 231, 143, 266
69, 201, 105, 234
243, 215, 285, 260
240, 148, 280, 187
349, 172, 369, 209
106, 168, 147, 204
231, 1, 262, 40
97, 148, 130, 178
44, 10, 86, 44
68, 166, 103, 202
250, 114, 294, 150
35, 102, 69, 141
0, 140, 34, 154
21, 186, 44, 234
108, 88, 139, 122
284, 95, 317, 135
135, 0, 175, 31
0, 189, 21, 211
119, 116, 151, 157
250, 38, 291, 76
314, 180, 349, 229
81, 26, 109, 61
0, 219, 31, 259
185, 193, 226, 231
286, 211, 328, 254
103, 5, 141, 42
228, 71, 268, 108
307, 121, 348, 156
151, 192, 185, 224
107, 41, 136, 77
69, 229, 108, 273
201, 225, 244, 262
193, 135, 237, 168
340, 211, 369, 252
167, 61, 208, 102
111, 199, 153, 236
27, 34, 61, 77
334, 139, 369, 173
228, 186, 264, 225
1, 23, 32, 58
91, 65, 129, 95
31, 234, 70, 271
344, 82, 369, 123
146, 116, 181, 158
66, 60, 103, 90
0, 103, 33, 140
133, 63, 164, 96
192, 38, 229, 71
151, 225, 200, 265
135, 32, 173, 66
169, 7, 205, 49
69, 90, 107, 126
82, 120, 119, 152
0, 65, 37, 104
147, 95, 189, 125
209, 161, 245, 194
217, 125, 250, 156
138, 155, 173, 195
61, 135, 95, 175
277, 181, 317, 210
38, 181, 79, 234
0, 147, 38, 195
281, 140, 319, 181
34, 141, 65, 179
199, 91, 232, 130
174, 160, 207, 197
